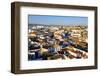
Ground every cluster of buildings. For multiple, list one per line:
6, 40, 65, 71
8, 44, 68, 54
28, 24, 88, 60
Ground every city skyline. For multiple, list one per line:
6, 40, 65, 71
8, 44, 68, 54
28, 15, 88, 26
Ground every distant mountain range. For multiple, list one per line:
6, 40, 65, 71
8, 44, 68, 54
28, 24, 87, 30
29, 24, 87, 27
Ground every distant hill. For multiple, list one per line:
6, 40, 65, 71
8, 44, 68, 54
28, 24, 87, 28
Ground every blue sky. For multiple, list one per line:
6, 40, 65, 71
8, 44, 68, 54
28, 15, 88, 26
